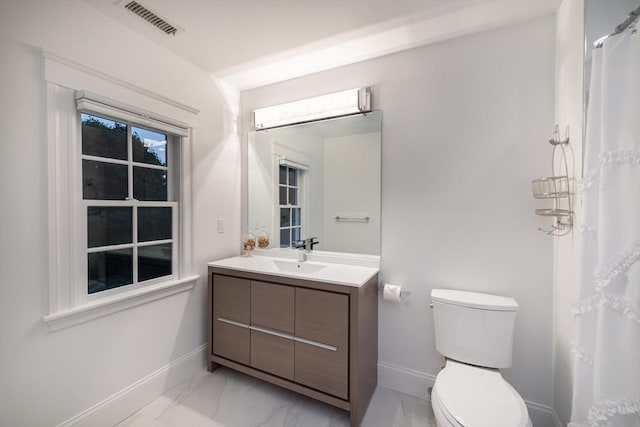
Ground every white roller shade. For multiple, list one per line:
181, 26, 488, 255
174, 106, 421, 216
279, 157, 309, 171
75, 90, 190, 137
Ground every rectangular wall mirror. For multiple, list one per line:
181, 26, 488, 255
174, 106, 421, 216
248, 111, 381, 256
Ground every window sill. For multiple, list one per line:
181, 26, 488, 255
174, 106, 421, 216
43, 275, 200, 332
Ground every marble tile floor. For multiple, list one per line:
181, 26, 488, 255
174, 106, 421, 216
116, 367, 435, 427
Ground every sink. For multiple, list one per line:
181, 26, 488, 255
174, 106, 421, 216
272, 260, 327, 274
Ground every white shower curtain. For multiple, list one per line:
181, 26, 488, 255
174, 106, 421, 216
569, 24, 640, 427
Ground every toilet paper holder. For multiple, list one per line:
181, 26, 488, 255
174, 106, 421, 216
378, 283, 411, 298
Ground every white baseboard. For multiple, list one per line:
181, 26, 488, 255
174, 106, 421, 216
526, 400, 555, 427
57, 344, 207, 427
378, 361, 436, 401
552, 410, 565, 427
378, 361, 555, 427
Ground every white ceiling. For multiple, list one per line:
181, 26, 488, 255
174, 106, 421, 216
82, 0, 560, 90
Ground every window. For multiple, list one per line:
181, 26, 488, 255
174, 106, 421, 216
279, 165, 302, 248
43, 83, 198, 331
81, 113, 177, 295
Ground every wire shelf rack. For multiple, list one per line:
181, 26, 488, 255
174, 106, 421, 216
531, 125, 574, 236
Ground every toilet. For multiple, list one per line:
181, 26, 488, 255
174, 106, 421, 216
430, 289, 532, 427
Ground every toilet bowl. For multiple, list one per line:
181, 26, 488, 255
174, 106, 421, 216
431, 360, 532, 427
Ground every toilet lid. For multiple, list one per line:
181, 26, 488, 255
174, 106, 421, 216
433, 361, 529, 427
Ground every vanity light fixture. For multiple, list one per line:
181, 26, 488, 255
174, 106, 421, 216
253, 87, 371, 130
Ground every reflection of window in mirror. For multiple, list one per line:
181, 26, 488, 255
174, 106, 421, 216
279, 165, 303, 248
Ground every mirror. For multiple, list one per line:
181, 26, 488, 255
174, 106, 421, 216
248, 111, 381, 256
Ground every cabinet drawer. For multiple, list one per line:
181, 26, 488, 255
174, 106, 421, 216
213, 320, 250, 365
251, 329, 294, 380
295, 341, 348, 399
213, 275, 250, 324
295, 288, 348, 347
251, 281, 294, 333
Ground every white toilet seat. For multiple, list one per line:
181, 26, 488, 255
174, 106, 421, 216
431, 360, 531, 427
432, 386, 464, 427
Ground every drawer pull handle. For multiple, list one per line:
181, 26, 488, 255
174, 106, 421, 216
249, 325, 294, 340
217, 318, 249, 329
218, 318, 337, 352
294, 336, 338, 352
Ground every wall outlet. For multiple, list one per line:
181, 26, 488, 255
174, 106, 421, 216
217, 218, 225, 233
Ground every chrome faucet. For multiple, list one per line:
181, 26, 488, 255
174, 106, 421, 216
293, 237, 320, 253
305, 237, 319, 251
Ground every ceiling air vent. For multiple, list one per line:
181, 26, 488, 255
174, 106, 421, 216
123, 1, 182, 36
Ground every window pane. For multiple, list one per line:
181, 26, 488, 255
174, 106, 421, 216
88, 249, 133, 294
138, 207, 172, 242
279, 186, 287, 205
134, 167, 167, 201
87, 207, 132, 248
292, 208, 301, 226
83, 160, 128, 200
132, 126, 167, 166
288, 168, 297, 186
292, 227, 301, 243
138, 244, 172, 282
289, 188, 297, 205
280, 229, 290, 248
280, 208, 290, 227
279, 165, 287, 185
81, 113, 127, 160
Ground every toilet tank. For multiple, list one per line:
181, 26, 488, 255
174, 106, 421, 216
431, 289, 518, 369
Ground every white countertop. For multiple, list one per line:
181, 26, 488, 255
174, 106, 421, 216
207, 255, 379, 287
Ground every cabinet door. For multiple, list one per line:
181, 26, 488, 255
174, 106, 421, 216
213, 274, 250, 365
295, 288, 349, 399
250, 281, 295, 379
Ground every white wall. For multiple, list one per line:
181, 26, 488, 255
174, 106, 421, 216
323, 132, 381, 255
242, 15, 556, 423
552, 2, 584, 425
247, 133, 274, 233
0, 1, 240, 426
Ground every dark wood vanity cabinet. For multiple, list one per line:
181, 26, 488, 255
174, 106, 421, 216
207, 266, 378, 427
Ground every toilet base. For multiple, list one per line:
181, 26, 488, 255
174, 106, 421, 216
430, 361, 532, 427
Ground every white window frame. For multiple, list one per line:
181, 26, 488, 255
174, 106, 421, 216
270, 141, 310, 248
44, 85, 198, 332
278, 164, 303, 248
